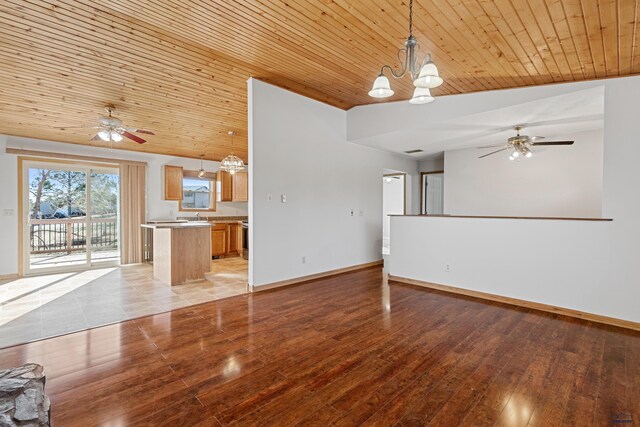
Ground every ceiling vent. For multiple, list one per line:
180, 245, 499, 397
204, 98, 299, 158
403, 149, 424, 154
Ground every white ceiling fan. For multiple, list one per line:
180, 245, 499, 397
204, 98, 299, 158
56, 106, 155, 144
477, 125, 574, 160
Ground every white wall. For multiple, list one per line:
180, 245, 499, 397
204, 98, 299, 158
419, 156, 444, 172
382, 176, 405, 242
383, 76, 640, 324
0, 135, 247, 276
444, 129, 603, 217
248, 79, 418, 287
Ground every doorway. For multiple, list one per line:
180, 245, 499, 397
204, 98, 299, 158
421, 171, 444, 215
382, 173, 406, 255
22, 159, 120, 275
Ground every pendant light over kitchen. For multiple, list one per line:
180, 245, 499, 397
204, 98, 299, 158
197, 154, 206, 178
219, 131, 245, 174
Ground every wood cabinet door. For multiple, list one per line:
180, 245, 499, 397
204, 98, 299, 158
219, 171, 233, 201
164, 165, 183, 200
228, 224, 241, 254
232, 172, 248, 202
211, 224, 227, 256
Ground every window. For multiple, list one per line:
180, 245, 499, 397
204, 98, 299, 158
179, 171, 217, 211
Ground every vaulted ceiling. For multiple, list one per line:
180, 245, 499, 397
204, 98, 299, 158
1, 0, 639, 161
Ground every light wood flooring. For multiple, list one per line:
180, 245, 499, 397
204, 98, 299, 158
0, 257, 247, 348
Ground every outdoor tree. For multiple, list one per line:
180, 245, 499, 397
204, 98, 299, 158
89, 173, 119, 215
48, 170, 87, 216
29, 169, 53, 218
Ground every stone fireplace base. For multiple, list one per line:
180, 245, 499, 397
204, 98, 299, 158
0, 364, 50, 426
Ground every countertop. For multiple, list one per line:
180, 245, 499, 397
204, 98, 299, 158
177, 216, 247, 222
390, 214, 612, 222
141, 222, 212, 229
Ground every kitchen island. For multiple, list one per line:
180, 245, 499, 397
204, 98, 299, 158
141, 222, 212, 285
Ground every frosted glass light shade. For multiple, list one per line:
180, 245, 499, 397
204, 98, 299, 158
413, 61, 443, 89
98, 130, 110, 141
409, 87, 435, 104
368, 75, 394, 98
111, 132, 123, 142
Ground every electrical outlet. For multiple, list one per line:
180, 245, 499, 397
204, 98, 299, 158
445, 264, 451, 272
267, 194, 273, 202
359, 210, 364, 217
350, 209, 354, 216
2, 209, 14, 217
302, 256, 306, 264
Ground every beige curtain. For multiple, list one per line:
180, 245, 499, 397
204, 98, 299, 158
120, 163, 146, 264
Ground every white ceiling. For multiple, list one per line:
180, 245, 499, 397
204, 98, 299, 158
350, 86, 604, 159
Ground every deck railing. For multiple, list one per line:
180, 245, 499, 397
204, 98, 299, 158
30, 217, 118, 254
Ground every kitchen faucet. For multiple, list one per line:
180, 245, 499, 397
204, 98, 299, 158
195, 212, 200, 220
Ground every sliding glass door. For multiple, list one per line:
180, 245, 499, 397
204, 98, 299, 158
23, 160, 120, 275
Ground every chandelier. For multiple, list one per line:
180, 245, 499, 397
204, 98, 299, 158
219, 131, 245, 174
368, 0, 443, 104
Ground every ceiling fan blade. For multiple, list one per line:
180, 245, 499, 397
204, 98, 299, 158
127, 127, 155, 135
478, 147, 508, 159
55, 126, 100, 129
476, 144, 504, 149
122, 131, 146, 144
530, 136, 545, 140
531, 140, 574, 146
90, 134, 102, 141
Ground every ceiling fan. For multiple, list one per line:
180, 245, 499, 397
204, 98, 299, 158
55, 106, 154, 144
477, 125, 574, 160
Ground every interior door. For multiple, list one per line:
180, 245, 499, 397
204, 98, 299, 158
424, 173, 444, 215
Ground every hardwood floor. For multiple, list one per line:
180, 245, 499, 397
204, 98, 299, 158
0, 267, 638, 426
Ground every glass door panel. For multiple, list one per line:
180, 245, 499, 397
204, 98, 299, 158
27, 164, 88, 273
88, 169, 120, 265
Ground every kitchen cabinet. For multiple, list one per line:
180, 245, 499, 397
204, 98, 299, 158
211, 222, 243, 257
211, 224, 227, 257
219, 171, 233, 202
219, 171, 248, 202
164, 165, 183, 200
232, 172, 248, 202
228, 223, 241, 255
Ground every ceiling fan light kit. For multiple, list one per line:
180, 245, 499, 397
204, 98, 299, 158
368, 0, 443, 104
57, 105, 155, 144
479, 125, 575, 160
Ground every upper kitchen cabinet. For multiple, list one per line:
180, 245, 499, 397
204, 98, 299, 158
164, 165, 183, 200
219, 170, 233, 202
219, 171, 248, 202
233, 172, 248, 202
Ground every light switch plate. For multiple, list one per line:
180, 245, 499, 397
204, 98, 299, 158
281, 194, 287, 203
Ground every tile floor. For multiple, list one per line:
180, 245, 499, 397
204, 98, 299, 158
29, 249, 120, 271
0, 257, 247, 348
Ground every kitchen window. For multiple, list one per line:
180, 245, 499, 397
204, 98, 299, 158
179, 170, 217, 212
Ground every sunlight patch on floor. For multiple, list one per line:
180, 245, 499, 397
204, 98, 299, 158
0, 268, 116, 327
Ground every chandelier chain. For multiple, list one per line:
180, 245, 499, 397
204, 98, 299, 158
409, 0, 413, 36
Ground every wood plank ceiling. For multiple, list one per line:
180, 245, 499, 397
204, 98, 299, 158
1, 0, 639, 161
